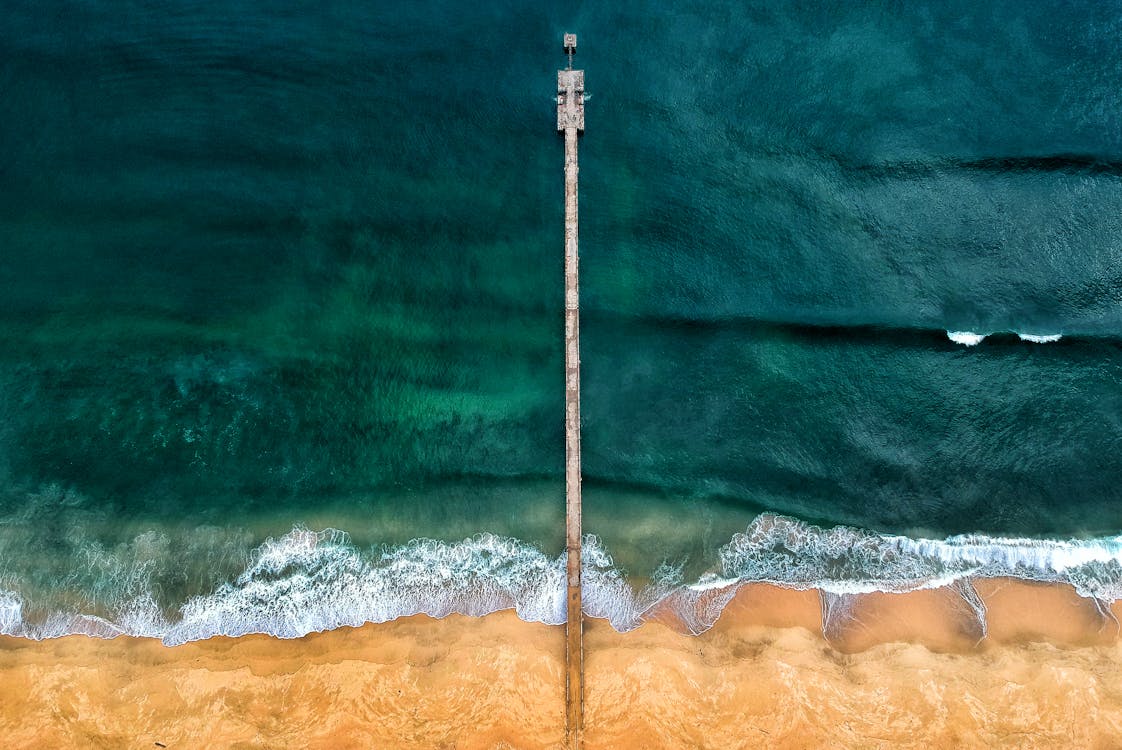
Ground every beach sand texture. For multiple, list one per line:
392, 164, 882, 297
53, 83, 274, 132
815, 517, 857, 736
3, 580, 1122, 749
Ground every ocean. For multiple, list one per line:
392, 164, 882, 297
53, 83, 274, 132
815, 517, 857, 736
2, 0, 1122, 641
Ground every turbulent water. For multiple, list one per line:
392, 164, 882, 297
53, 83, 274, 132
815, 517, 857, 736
2, 0, 1122, 641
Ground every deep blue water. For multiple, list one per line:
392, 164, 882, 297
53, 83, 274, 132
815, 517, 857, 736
2, 0, 1122, 639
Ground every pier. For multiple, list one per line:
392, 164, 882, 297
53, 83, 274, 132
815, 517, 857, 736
558, 32, 585, 750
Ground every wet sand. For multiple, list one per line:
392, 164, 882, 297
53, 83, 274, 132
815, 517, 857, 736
3, 579, 1122, 748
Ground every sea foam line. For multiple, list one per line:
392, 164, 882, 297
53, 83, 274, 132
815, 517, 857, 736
2, 517, 1122, 643
946, 330, 1063, 346
1018, 332, 1063, 343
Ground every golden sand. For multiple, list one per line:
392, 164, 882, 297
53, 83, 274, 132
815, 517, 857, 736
3, 580, 1122, 749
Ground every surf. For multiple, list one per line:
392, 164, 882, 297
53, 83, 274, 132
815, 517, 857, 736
947, 330, 1064, 346
3, 516, 1122, 645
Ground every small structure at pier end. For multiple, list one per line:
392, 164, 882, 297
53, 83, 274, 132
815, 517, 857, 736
557, 38, 585, 133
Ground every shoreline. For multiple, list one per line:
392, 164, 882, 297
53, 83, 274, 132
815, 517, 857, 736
8, 512, 1122, 643
2, 580, 1122, 747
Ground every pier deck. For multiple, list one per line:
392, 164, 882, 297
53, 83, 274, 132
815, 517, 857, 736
558, 32, 585, 750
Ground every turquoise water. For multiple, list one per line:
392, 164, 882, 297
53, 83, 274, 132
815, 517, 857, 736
3, 0, 1122, 639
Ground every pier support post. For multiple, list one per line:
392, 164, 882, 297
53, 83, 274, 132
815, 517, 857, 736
557, 32, 585, 750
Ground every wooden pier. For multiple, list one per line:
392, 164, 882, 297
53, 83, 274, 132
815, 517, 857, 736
558, 32, 585, 750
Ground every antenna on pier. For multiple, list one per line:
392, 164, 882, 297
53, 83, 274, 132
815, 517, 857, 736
564, 33, 576, 70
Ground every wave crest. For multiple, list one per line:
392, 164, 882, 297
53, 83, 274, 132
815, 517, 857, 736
947, 330, 1064, 346
1018, 332, 1063, 343
947, 331, 986, 346
720, 514, 1122, 598
3, 517, 1122, 643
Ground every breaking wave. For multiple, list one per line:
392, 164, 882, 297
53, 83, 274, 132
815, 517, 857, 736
947, 330, 1064, 346
3, 516, 1122, 643
947, 331, 986, 346
1018, 332, 1063, 343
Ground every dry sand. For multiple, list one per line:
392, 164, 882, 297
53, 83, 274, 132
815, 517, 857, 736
2, 579, 1122, 749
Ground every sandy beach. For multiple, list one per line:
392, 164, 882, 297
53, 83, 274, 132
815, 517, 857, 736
2, 579, 1122, 749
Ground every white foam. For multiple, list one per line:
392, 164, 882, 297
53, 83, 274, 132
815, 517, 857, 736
947, 331, 987, 346
1017, 333, 1063, 343
720, 514, 1122, 600
4, 518, 1122, 643
947, 330, 1064, 346
0, 591, 23, 636
164, 528, 570, 644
